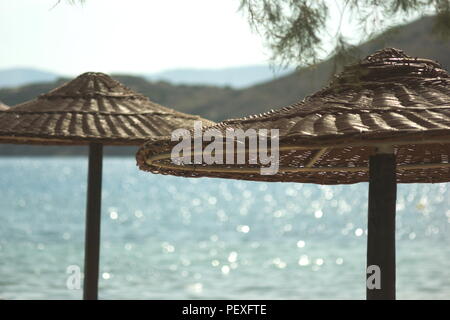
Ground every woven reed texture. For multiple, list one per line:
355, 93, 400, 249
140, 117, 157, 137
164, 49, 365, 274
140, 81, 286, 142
137, 48, 450, 184
0, 72, 214, 145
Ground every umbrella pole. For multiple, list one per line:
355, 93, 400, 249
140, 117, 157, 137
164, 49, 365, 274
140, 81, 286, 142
366, 146, 396, 300
83, 143, 103, 300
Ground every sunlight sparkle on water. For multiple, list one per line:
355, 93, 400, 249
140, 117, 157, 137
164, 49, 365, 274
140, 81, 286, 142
237, 225, 250, 233
221, 265, 230, 275
355, 228, 364, 237
298, 255, 310, 266
297, 240, 306, 248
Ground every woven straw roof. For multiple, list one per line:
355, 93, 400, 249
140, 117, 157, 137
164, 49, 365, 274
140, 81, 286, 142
0, 101, 8, 110
0, 72, 214, 145
137, 48, 450, 184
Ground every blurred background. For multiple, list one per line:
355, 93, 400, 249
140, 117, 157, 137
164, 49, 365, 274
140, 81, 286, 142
0, 0, 449, 299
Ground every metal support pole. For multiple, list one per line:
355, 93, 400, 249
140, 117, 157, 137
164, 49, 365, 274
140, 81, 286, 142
83, 143, 103, 300
366, 146, 396, 300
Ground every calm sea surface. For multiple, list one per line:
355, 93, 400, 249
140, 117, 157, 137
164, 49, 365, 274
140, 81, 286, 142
0, 157, 449, 299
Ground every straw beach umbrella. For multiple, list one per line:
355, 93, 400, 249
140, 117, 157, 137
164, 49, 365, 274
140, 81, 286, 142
0, 72, 214, 299
0, 101, 8, 110
137, 48, 450, 300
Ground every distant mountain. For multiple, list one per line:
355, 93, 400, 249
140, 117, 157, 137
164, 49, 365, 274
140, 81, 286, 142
0, 16, 448, 156
0, 68, 60, 88
0, 75, 235, 119
146, 65, 293, 88
203, 15, 450, 120
0, 65, 290, 90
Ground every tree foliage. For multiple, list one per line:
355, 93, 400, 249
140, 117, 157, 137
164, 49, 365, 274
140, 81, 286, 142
239, 0, 450, 68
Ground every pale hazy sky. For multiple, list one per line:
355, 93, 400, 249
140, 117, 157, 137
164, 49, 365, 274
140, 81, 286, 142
0, 0, 423, 77
0, 0, 268, 75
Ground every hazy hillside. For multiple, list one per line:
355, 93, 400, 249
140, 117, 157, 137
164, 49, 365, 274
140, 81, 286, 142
0, 15, 448, 156
0, 75, 235, 119
211, 15, 450, 119
2, 16, 447, 121
0, 66, 290, 90
146, 65, 292, 88
0, 68, 59, 88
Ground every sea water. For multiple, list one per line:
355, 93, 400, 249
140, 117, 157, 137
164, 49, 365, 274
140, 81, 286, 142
0, 157, 449, 299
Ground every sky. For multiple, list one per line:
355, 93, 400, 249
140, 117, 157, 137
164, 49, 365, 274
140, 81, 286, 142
0, 0, 269, 76
0, 0, 424, 77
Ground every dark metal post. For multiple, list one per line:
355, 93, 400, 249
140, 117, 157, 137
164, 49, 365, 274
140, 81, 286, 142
367, 147, 396, 300
83, 143, 103, 300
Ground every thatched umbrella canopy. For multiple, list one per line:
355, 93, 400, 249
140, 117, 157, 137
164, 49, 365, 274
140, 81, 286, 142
0, 72, 214, 300
137, 48, 450, 299
0, 101, 8, 110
